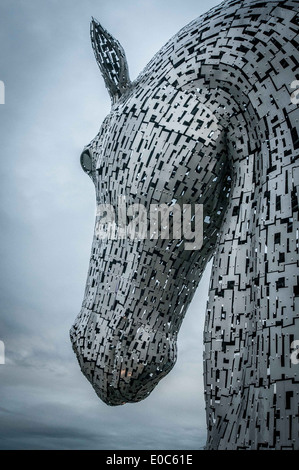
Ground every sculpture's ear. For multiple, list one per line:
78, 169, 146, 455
90, 18, 131, 104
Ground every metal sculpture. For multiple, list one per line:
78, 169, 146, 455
70, 0, 299, 449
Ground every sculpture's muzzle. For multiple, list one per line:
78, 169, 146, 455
70, 311, 177, 406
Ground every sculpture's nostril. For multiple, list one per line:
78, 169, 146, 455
90, 340, 177, 406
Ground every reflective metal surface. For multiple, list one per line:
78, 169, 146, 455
71, 0, 299, 449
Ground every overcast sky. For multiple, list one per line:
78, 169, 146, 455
0, 0, 220, 450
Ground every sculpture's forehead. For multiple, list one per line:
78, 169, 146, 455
93, 78, 221, 150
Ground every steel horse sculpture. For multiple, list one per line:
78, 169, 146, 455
71, 0, 299, 449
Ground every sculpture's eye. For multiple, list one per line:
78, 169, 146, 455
80, 150, 93, 174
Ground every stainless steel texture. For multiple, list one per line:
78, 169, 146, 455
70, 0, 299, 449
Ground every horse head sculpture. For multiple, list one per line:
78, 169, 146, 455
70, 0, 299, 449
